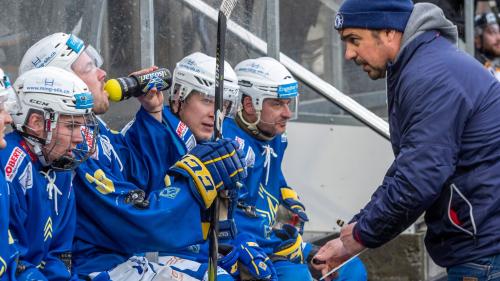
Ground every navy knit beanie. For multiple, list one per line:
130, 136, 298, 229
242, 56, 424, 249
334, 0, 414, 32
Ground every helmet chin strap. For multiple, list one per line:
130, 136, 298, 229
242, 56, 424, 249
236, 109, 275, 141
15, 111, 59, 168
23, 135, 50, 167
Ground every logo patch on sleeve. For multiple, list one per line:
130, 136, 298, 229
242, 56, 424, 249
160, 186, 181, 199
245, 147, 255, 168
5, 147, 26, 182
19, 162, 33, 194
176, 121, 188, 138
235, 136, 245, 150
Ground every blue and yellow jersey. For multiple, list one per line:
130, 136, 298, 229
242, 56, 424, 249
222, 118, 289, 253
0, 131, 75, 280
72, 107, 205, 276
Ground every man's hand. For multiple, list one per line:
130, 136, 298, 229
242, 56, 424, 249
131, 66, 164, 122
340, 222, 365, 254
311, 222, 365, 281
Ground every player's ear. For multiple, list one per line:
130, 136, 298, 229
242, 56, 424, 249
242, 95, 256, 115
25, 112, 45, 138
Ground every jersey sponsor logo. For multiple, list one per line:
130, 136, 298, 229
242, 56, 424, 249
81, 126, 98, 159
235, 136, 245, 150
19, 162, 33, 194
5, 147, 26, 182
159, 186, 180, 199
245, 146, 255, 168
176, 121, 188, 138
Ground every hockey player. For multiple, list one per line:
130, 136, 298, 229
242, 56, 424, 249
475, 12, 500, 80
19, 34, 247, 280
221, 57, 366, 280
1, 66, 97, 280
0, 68, 18, 281
215, 57, 312, 280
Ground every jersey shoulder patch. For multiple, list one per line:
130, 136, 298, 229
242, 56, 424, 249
5, 146, 27, 182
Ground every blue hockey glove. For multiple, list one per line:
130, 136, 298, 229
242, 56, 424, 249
235, 234, 277, 281
280, 186, 309, 224
218, 244, 240, 277
218, 235, 277, 281
170, 138, 246, 209
272, 224, 305, 264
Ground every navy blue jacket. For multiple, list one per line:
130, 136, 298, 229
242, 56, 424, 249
353, 31, 500, 267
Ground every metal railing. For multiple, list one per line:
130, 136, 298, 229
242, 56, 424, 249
181, 0, 391, 140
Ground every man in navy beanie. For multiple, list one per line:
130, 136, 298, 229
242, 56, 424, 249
312, 0, 500, 280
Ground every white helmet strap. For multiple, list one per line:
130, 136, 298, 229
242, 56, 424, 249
15, 110, 60, 167
236, 109, 274, 141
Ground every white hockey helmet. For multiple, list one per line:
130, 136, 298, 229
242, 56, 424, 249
19, 33, 103, 75
235, 57, 299, 115
170, 52, 240, 116
0, 68, 20, 114
13, 66, 98, 170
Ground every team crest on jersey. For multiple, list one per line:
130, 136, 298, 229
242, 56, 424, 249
187, 244, 201, 253
159, 186, 180, 199
235, 136, 245, 150
5, 147, 26, 182
245, 146, 255, 168
176, 121, 188, 138
19, 162, 33, 194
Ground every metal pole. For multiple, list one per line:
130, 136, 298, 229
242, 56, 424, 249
266, 0, 280, 59
464, 0, 474, 55
140, 0, 155, 68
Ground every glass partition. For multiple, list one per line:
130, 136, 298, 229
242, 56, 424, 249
0, 0, 388, 129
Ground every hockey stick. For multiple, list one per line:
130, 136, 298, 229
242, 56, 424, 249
208, 1, 238, 281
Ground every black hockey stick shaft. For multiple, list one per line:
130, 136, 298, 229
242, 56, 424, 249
209, 1, 237, 281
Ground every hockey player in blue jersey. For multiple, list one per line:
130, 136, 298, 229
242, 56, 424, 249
123, 53, 273, 280
0, 68, 18, 281
1, 66, 97, 280
222, 57, 367, 280
19, 35, 247, 280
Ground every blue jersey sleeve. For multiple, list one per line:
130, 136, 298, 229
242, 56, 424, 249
75, 158, 207, 254
120, 106, 187, 193
0, 175, 15, 281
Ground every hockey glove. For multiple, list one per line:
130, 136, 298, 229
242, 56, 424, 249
218, 234, 277, 281
170, 138, 246, 209
272, 224, 305, 264
280, 187, 309, 226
